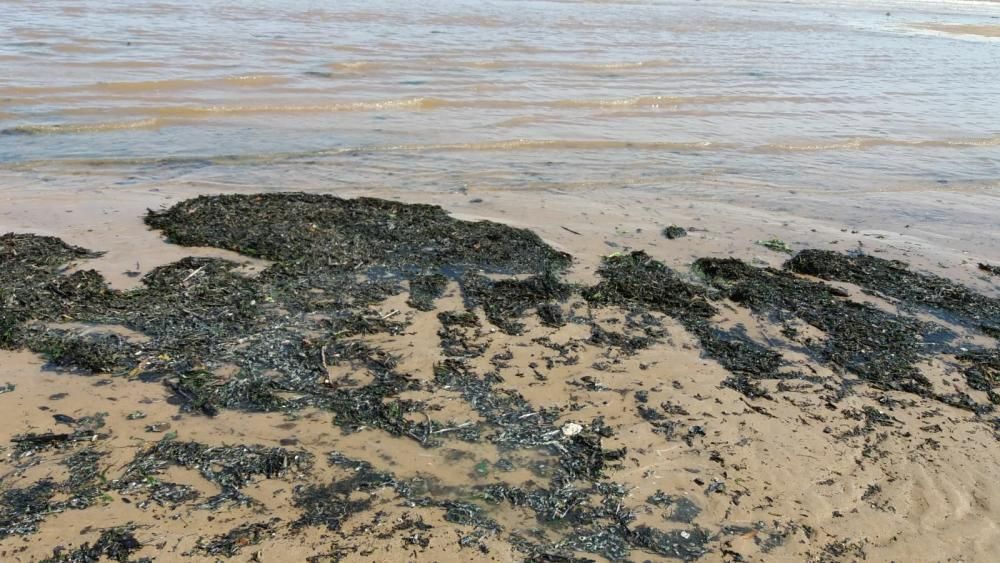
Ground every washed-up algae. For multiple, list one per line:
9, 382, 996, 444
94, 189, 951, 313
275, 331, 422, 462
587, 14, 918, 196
114, 439, 313, 509
462, 270, 573, 335
0, 234, 102, 346
0, 446, 108, 539
2, 435, 311, 545
408, 273, 449, 311
3, 194, 572, 426
144, 193, 571, 275
695, 257, 934, 394
957, 348, 1000, 403
294, 448, 706, 562
662, 225, 688, 240
582, 251, 788, 397
787, 249, 1000, 335
194, 519, 280, 557
6, 194, 1000, 560
41, 524, 146, 563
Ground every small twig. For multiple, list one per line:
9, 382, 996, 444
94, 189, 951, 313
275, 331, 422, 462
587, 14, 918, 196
432, 421, 475, 434
421, 412, 431, 444
542, 440, 568, 453
561, 225, 582, 235
380, 309, 400, 320
181, 265, 205, 283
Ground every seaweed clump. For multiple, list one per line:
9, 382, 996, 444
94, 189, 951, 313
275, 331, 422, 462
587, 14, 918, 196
292, 453, 399, 531
42, 524, 145, 563
433, 359, 560, 448
463, 271, 572, 335
583, 251, 715, 320
145, 193, 571, 274
0, 443, 108, 538
195, 519, 280, 557
0, 234, 102, 346
583, 251, 785, 397
407, 273, 448, 311
1, 194, 574, 426
696, 257, 932, 394
114, 439, 313, 508
663, 225, 688, 240
0, 479, 58, 539
957, 349, 1000, 403
787, 250, 1000, 334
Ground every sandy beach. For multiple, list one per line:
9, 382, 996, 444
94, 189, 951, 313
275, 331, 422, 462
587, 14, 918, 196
1, 181, 999, 562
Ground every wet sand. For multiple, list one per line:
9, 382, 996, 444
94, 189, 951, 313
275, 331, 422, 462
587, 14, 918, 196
914, 23, 1000, 38
2, 185, 999, 562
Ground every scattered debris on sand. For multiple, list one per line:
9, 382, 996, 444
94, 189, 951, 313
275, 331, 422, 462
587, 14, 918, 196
2, 193, 999, 561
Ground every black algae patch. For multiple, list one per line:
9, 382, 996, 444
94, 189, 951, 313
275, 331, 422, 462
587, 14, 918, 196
0, 479, 59, 539
438, 310, 489, 358
583, 251, 716, 321
1, 195, 571, 426
957, 349, 1000, 403
463, 270, 572, 334
663, 225, 688, 240
407, 273, 448, 311
787, 250, 1000, 334
194, 519, 281, 557
8, 195, 1000, 560
433, 359, 561, 449
583, 251, 785, 397
114, 439, 312, 509
589, 325, 653, 354
696, 257, 933, 394
145, 193, 571, 274
42, 524, 145, 563
648, 491, 702, 524
0, 234, 102, 346
630, 525, 710, 560
1, 443, 107, 539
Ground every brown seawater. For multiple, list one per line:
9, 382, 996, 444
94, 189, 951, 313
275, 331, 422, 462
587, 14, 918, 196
2, 0, 998, 194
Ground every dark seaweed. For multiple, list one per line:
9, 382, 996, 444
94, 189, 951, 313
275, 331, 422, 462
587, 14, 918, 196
630, 525, 710, 560
114, 439, 312, 508
145, 193, 570, 274
195, 519, 280, 557
648, 491, 702, 523
0, 479, 58, 539
7, 195, 1000, 560
957, 349, 1000, 402
787, 250, 1000, 332
408, 273, 448, 311
589, 325, 653, 354
583, 252, 785, 397
438, 310, 489, 358
663, 225, 688, 240
42, 524, 144, 563
463, 270, 572, 335
696, 257, 932, 394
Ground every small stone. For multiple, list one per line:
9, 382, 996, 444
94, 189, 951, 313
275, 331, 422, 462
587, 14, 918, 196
561, 422, 583, 437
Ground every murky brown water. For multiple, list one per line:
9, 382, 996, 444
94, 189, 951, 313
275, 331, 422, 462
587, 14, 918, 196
2, 0, 999, 196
